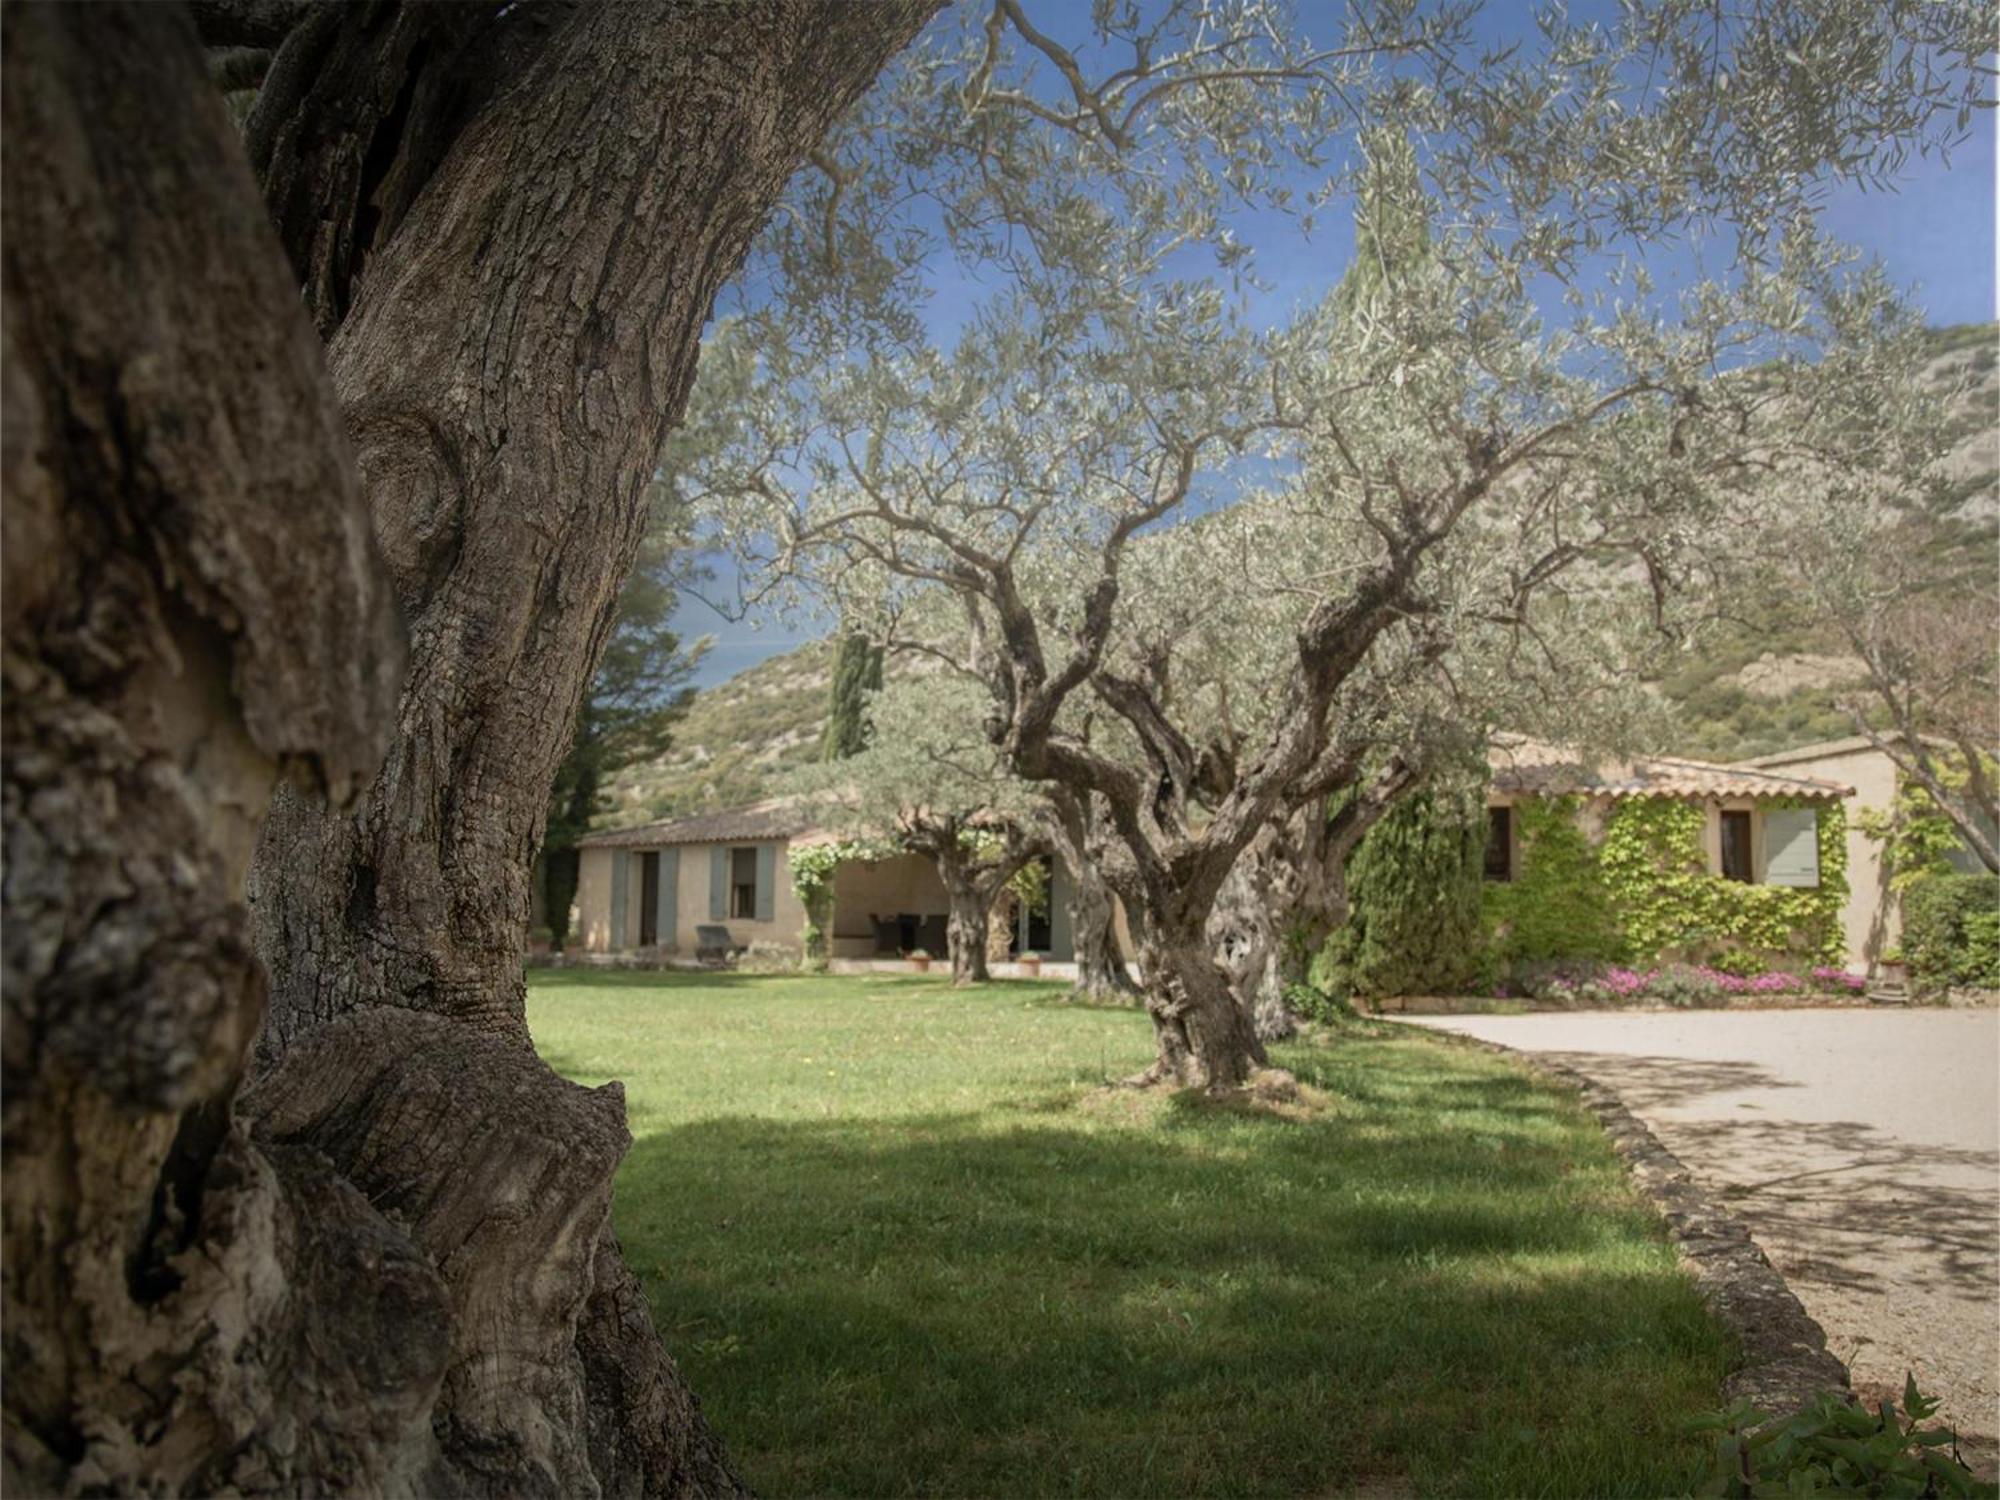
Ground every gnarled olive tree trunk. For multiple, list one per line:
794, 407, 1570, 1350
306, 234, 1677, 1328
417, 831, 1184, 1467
1043, 790, 1139, 1003
2, 6, 422, 1489
1128, 936, 1271, 1090
1211, 775, 1416, 1041
904, 812, 1042, 987
932, 839, 1012, 986
236, 2, 934, 1492
4, 1, 934, 1493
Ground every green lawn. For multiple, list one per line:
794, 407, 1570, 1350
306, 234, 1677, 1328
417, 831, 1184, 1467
529, 970, 1732, 1497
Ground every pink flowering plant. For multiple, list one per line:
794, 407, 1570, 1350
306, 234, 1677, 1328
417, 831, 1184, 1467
1513, 960, 1864, 1008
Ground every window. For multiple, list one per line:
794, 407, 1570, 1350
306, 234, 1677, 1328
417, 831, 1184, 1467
730, 846, 758, 919
1719, 809, 1754, 883
1763, 807, 1821, 888
1484, 806, 1513, 881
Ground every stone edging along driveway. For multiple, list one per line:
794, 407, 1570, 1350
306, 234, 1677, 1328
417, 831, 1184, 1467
1417, 1026, 1849, 1414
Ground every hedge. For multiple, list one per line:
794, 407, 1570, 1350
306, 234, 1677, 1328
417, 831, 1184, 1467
1901, 873, 2000, 991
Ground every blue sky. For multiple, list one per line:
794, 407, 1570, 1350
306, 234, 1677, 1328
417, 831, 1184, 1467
673, 9, 1997, 690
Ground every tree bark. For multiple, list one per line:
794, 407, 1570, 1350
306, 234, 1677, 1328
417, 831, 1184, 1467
987, 888, 1020, 967
938, 850, 995, 986
248, 1, 935, 1052
3, 0, 936, 1494
238, 2, 935, 1490
1044, 791, 1138, 1002
2, 6, 423, 1490
1211, 855, 1295, 1042
1129, 933, 1270, 1091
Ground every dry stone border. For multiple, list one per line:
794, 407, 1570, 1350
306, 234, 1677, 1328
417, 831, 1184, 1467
1428, 1028, 1850, 1414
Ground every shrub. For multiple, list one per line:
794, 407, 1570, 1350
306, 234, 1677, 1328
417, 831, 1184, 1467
1686, 1377, 1997, 1499
1286, 981, 1354, 1025
1902, 874, 2000, 992
1317, 786, 1485, 999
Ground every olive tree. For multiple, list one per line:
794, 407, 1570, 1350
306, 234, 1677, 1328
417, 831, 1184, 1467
789, 675, 1048, 983
686, 0, 1988, 1090
1756, 322, 2000, 870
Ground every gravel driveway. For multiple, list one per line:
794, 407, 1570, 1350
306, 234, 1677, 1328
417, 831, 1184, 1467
1404, 1009, 1999, 1465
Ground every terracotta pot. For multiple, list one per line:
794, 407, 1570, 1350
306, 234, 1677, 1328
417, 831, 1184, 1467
1019, 955, 1041, 977
909, 953, 931, 973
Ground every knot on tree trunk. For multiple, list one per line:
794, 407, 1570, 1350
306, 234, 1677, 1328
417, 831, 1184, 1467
242, 1008, 665, 1496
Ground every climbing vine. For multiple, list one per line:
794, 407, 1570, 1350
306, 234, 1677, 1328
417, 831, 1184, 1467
1856, 778, 1979, 892
1484, 795, 1848, 974
1600, 797, 1846, 970
1481, 796, 1623, 968
786, 834, 1047, 960
788, 837, 898, 960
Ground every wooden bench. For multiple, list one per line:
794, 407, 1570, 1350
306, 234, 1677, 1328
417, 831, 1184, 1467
694, 924, 746, 965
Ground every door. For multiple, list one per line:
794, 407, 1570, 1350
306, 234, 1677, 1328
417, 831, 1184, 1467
639, 851, 660, 946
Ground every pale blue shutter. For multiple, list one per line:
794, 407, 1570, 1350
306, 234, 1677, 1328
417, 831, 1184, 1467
709, 847, 728, 921
657, 847, 679, 949
609, 849, 629, 949
755, 844, 777, 922
1763, 807, 1820, 887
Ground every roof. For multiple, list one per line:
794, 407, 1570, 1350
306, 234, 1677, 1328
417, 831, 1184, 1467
1733, 734, 1944, 770
577, 801, 821, 849
1491, 736, 1852, 801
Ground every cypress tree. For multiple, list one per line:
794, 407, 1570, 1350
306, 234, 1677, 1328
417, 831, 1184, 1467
1317, 783, 1486, 1000
821, 630, 881, 760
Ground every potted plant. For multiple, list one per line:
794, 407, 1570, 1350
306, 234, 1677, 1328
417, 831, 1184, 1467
1018, 952, 1042, 978
1876, 948, 1908, 986
907, 948, 932, 974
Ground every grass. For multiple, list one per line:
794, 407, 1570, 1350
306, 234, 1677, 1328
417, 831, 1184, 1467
529, 970, 1734, 1497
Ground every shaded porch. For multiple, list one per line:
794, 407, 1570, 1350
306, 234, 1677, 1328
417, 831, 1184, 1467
825, 850, 1075, 961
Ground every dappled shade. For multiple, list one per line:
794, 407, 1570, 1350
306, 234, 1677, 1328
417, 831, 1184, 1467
531, 972, 1733, 1496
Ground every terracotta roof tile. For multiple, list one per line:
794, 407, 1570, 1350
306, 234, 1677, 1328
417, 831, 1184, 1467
1489, 736, 1852, 801
578, 801, 820, 849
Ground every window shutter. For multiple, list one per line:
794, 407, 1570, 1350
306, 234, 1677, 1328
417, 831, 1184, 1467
755, 844, 777, 923
658, 847, 679, 949
609, 849, 629, 949
1763, 807, 1820, 887
709, 846, 728, 921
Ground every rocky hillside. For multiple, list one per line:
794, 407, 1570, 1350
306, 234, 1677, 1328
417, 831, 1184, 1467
1660, 321, 1996, 761
599, 326, 1995, 823
598, 639, 835, 827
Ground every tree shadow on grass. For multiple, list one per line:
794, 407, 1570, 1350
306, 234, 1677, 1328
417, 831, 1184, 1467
529, 966, 786, 993
608, 1084, 1731, 1499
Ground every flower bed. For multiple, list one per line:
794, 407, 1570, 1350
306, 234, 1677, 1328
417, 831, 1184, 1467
1502, 962, 1865, 1008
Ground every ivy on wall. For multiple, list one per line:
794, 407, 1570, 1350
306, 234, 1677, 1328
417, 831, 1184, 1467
1856, 779, 1979, 892
1481, 796, 1623, 968
1483, 795, 1847, 973
1600, 797, 1847, 971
